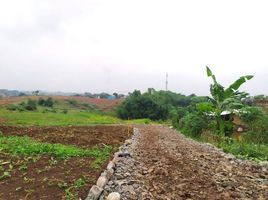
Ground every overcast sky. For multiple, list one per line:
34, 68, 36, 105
0, 0, 267, 95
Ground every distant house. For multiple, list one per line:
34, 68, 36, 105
107, 95, 116, 100
220, 110, 248, 140
208, 110, 248, 137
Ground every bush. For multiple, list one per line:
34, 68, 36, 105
169, 107, 187, 128
180, 113, 207, 137
38, 98, 46, 106
240, 106, 263, 124
44, 97, 54, 107
62, 109, 68, 114
25, 99, 37, 111
6, 104, 25, 112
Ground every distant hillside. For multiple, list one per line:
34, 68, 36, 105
0, 89, 77, 97
0, 89, 22, 97
0, 96, 122, 111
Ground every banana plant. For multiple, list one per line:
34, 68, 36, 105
206, 66, 253, 136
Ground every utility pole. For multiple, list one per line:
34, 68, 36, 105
165, 73, 168, 91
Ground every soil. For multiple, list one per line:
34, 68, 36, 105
0, 125, 132, 148
0, 125, 131, 200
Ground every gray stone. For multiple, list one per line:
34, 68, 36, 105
107, 161, 115, 170
106, 168, 114, 180
107, 192, 121, 200
86, 185, 103, 200
97, 176, 108, 188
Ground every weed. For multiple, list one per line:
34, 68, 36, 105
0, 134, 112, 159
0, 171, 11, 180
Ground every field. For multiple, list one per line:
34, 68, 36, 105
0, 125, 132, 200
0, 96, 150, 126
0, 96, 137, 199
0, 96, 122, 111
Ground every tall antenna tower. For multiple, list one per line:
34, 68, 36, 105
165, 73, 168, 91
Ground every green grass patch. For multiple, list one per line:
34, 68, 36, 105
0, 107, 155, 126
0, 108, 123, 126
179, 129, 268, 161
0, 134, 112, 159
216, 139, 268, 161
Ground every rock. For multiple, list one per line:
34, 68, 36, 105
86, 185, 103, 200
97, 176, 108, 188
148, 167, 154, 173
118, 151, 131, 158
106, 169, 114, 180
107, 161, 115, 170
107, 192, 120, 200
125, 139, 132, 145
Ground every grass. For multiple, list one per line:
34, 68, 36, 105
215, 139, 268, 161
181, 130, 268, 162
0, 107, 123, 126
0, 107, 154, 126
0, 134, 112, 160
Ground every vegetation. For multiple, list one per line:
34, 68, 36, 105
0, 108, 122, 126
38, 97, 54, 107
175, 67, 268, 161
205, 66, 253, 136
0, 97, 122, 125
0, 134, 111, 159
116, 89, 204, 121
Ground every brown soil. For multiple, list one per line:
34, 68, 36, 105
0, 125, 131, 148
133, 125, 268, 199
0, 125, 132, 200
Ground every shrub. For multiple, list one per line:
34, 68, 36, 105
6, 104, 25, 112
169, 107, 187, 128
180, 113, 207, 137
240, 106, 263, 124
62, 109, 68, 114
44, 97, 54, 107
38, 98, 46, 106
25, 99, 37, 111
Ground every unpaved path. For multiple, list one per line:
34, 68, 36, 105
101, 125, 268, 200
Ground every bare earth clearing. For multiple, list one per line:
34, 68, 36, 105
102, 125, 268, 200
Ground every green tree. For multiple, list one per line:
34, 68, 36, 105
206, 66, 253, 136
117, 90, 168, 120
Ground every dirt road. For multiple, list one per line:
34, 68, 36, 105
101, 125, 268, 200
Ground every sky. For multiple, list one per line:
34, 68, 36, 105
0, 0, 267, 95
